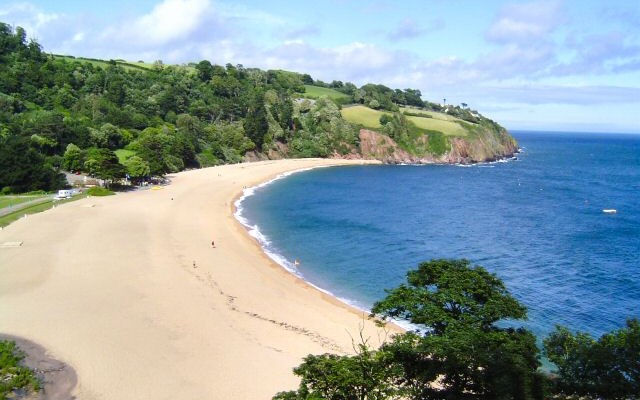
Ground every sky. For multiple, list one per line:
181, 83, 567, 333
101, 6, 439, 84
1, 0, 639, 133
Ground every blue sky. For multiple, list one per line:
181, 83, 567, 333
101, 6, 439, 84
1, 0, 639, 133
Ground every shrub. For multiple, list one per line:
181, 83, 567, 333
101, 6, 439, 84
86, 187, 115, 196
0, 340, 40, 398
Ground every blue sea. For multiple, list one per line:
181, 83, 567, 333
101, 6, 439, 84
236, 131, 640, 339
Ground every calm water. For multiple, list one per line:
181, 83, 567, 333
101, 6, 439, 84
237, 131, 640, 339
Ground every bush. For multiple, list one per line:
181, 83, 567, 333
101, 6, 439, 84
86, 187, 115, 196
0, 340, 40, 398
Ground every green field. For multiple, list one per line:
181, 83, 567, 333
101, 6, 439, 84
407, 115, 467, 136
401, 107, 459, 121
341, 105, 468, 136
302, 85, 351, 101
50, 55, 196, 73
340, 105, 388, 129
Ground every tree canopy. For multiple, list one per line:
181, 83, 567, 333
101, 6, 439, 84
544, 319, 640, 399
276, 259, 546, 400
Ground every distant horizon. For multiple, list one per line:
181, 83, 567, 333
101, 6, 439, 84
510, 128, 640, 135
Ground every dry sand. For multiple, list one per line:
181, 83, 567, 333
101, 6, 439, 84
0, 159, 396, 399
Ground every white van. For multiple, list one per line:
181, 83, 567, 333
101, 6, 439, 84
55, 189, 73, 200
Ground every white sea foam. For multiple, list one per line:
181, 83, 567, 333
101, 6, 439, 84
233, 164, 436, 333
234, 165, 343, 281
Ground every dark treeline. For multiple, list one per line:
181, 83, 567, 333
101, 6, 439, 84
1, 23, 487, 193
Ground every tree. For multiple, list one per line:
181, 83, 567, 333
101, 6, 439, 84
379, 114, 393, 126
276, 259, 546, 400
544, 319, 640, 399
370, 259, 545, 399
123, 156, 150, 183
83, 148, 125, 186
373, 259, 527, 334
127, 126, 189, 175
195, 60, 214, 82
0, 135, 64, 193
243, 90, 268, 150
89, 123, 127, 149
62, 143, 84, 171
301, 73, 313, 85
273, 336, 401, 400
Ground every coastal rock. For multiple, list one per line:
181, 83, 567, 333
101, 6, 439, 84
357, 127, 518, 165
357, 129, 414, 163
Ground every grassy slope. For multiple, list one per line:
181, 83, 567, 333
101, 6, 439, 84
302, 85, 351, 101
341, 105, 468, 137
340, 105, 386, 129
52, 55, 153, 72
52, 55, 197, 73
400, 107, 459, 121
0, 195, 48, 209
0, 195, 86, 228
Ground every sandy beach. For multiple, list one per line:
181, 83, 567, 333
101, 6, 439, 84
0, 159, 395, 399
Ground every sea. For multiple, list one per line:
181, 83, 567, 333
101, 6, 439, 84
235, 131, 640, 340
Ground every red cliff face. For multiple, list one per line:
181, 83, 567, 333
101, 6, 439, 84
356, 129, 518, 164
357, 129, 415, 163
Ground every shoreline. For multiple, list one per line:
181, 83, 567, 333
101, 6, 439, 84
230, 155, 523, 324
0, 158, 396, 399
231, 162, 403, 325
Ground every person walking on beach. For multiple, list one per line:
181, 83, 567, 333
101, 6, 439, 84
211, 239, 215, 248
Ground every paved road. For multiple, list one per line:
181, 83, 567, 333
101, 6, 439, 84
0, 196, 55, 218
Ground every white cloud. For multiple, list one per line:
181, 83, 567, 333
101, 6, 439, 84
103, 0, 212, 46
0, 2, 61, 39
486, 0, 564, 43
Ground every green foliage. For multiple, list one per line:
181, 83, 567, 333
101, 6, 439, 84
0, 22, 512, 192
88, 123, 129, 149
0, 340, 40, 399
544, 319, 640, 399
267, 70, 305, 93
195, 60, 214, 82
303, 85, 351, 102
83, 147, 125, 184
86, 186, 115, 196
273, 342, 401, 400
62, 143, 83, 171
201, 122, 254, 164
358, 84, 397, 111
279, 259, 546, 400
114, 148, 136, 164
128, 126, 194, 175
0, 135, 65, 193
123, 156, 150, 180
424, 130, 448, 155
289, 96, 358, 158
373, 259, 527, 333
372, 259, 543, 399
244, 90, 269, 150
378, 112, 450, 157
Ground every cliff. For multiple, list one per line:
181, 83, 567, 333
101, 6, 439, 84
356, 126, 518, 164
